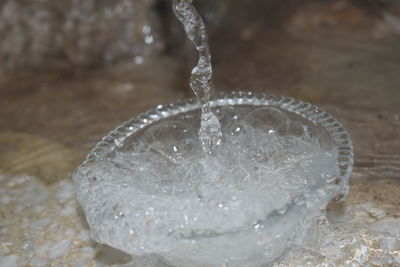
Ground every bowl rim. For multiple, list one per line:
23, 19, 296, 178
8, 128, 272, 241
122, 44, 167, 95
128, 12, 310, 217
77, 91, 353, 196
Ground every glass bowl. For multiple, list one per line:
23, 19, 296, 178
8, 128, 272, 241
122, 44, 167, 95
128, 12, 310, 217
73, 91, 353, 266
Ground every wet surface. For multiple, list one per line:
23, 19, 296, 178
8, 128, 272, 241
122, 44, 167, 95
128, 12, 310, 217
1, 0, 399, 185
0, 56, 187, 183
0, 0, 399, 265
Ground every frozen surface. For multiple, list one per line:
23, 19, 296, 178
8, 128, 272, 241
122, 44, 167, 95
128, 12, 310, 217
74, 107, 343, 266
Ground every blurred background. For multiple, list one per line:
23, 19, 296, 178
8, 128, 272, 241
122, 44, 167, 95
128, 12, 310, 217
0, 0, 399, 265
1, 0, 400, 183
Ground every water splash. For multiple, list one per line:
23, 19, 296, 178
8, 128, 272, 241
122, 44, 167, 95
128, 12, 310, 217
74, 111, 340, 266
173, 0, 222, 154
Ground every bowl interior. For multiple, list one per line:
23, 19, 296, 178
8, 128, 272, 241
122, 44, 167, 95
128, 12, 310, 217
74, 92, 354, 266
83, 92, 353, 192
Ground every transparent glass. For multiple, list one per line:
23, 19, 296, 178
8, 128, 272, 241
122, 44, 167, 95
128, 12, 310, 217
73, 91, 353, 266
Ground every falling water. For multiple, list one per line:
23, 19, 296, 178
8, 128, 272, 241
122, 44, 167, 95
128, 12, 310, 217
172, 0, 222, 154
74, 1, 399, 267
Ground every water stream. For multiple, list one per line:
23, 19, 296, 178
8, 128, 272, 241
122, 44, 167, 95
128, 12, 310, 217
74, 2, 344, 265
74, 1, 398, 266
172, 0, 222, 154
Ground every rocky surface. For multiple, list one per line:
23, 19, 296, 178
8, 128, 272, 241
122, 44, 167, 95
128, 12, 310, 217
0, 0, 163, 71
0, 0, 399, 266
0, 174, 133, 266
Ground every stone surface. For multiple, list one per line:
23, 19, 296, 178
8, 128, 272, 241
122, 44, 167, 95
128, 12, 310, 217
0, 0, 399, 265
0, 0, 163, 71
0, 255, 17, 267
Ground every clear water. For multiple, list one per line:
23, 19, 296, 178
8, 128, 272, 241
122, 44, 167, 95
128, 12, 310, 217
172, 0, 222, 154
73, 2, 349, 265
74, 106, 342, 266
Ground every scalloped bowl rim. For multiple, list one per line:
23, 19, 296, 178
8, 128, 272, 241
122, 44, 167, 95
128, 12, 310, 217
76, 91, 353, 196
